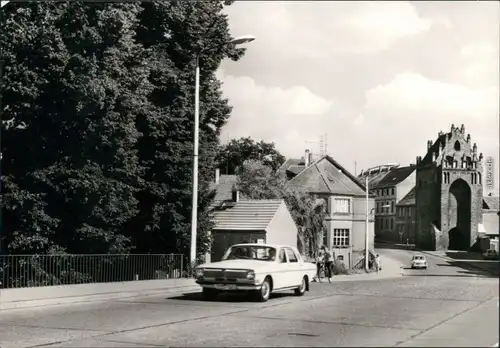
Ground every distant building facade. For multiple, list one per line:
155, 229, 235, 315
283, 151, 375, 269
357, 164, 416, 242
415, 124, 484, 251
396, 187, 416, 244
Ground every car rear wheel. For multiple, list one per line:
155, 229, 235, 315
202, 288, 219, 301
294, 276, 307, 296
255, 277, 271, 302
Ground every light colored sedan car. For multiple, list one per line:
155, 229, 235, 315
411, 254, 428, 269
194, 243, 317, 302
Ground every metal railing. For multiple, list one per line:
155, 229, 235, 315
0, 254, 184, 289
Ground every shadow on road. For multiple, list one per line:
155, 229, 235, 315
377, 242, 499, 278
168, 291, 294, 303
445, 251, 485, 260
404, 272, 489, 278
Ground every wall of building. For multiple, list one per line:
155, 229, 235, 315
483, 211, 499, 237
416, 165, 441, 250
266, 202, 298, 248
375, 187, 397, 242
396, 205, 416, 244
352, 196, 375, 251
209, 230, 266, 262
323, 195, 374, 269
397, 171, 416, 202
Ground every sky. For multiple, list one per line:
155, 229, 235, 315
218, 1, 499, 194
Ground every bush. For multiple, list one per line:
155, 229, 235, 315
331, 260, 348, 275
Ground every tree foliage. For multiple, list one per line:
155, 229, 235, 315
236, 160, 326, 257
1, 1, 241, 258
217, 137, 286, 175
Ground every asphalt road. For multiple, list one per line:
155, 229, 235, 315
0, 248, 498, 348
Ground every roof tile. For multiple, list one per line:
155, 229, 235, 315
212, 200, 283, 231
376, 166, 415, 187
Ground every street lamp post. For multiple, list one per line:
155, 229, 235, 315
190, 35, 255, 266
365, 176, 370, 271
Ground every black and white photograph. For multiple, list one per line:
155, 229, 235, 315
0, 1, 498, 347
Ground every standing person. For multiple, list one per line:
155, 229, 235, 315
322, 245, 333, 283
315, 249, 324, 282
375, 254, 381, 273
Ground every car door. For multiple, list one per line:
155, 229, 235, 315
284, 248, 301, 287
273, 248, 288, 289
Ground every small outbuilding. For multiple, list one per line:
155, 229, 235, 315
207, 198, 298, 262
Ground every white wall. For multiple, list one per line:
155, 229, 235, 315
266, 201, 298, 248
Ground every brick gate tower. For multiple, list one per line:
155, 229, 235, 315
415, 124, 484, 251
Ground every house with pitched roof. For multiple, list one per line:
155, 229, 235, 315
284, 154, 375, 269
208, 199, 298, 262
358, 165, 416, 243
207, 169, 298, 262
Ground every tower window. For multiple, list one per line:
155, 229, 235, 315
454, 140, 461, 151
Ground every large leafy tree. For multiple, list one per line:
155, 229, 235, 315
1, 2, 148, 254
126, 1, 243, 257
237, 160, 326, 258
217, 137, 286, 175
1, 0, 241, 259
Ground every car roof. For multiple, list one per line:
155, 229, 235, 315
231, 243, 295, 250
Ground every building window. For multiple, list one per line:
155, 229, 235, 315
334, 198, 350, 214
409, 207, 412, 217
390, 218, 393, 230
333, 229, 350, 247
391, 188, 395, 195
323, 230, 328, 247
391, 201, 394, 213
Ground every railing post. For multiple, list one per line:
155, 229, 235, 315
180, 256, 183, 279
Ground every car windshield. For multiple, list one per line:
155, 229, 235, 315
414, 256, 424, 260
222, 246, 277, 261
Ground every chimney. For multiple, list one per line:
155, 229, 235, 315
304, 149, 310, 167
232, 188, 239, 202
460, 124, 465, 133
308, 151, 313, 165
215, 168, 220, 184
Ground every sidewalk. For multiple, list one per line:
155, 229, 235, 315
330, 251, 404, 282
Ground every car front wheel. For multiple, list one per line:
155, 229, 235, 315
294, 276, 307, 296
256, 277, 272, 302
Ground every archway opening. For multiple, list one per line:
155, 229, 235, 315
454, 140, 461, 151
447, 179, 471, 250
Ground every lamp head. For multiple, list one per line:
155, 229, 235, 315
229, 35, 256, 45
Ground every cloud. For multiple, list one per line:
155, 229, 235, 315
458, 42, 499, 87
218, 69, 335, 155
224, 1, 432, 58
361, 71, 499, 189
